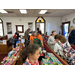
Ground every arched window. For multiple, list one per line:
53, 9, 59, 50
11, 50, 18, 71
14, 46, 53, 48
35, 16, 46, 34
0, 18, 4, 36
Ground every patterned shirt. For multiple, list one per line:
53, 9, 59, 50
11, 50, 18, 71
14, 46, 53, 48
23, 58, 39, 65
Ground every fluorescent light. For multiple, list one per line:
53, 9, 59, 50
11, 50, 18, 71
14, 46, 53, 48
0, 9, 7, 13
39, 10, 47, 14
20, 10, 27, 14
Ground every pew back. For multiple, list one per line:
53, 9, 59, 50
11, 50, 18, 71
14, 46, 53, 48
43, 42, 68, 65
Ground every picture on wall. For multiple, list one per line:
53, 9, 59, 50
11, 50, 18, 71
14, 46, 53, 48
6, 22, 12, 34
28, 22, 33, 32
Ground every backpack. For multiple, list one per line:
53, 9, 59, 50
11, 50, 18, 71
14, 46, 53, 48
57, 41, 75, 65
10, 37, 16, 45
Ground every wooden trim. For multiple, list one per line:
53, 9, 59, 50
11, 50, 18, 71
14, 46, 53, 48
12, 43, 23, 65
15, 25, 24, 33
70, 43, 75, 46
0, 18, 4, 35
0, 35, 8, 40
62, 21, 70, 35
43, 42, 68, 65
35, 16, 46, 34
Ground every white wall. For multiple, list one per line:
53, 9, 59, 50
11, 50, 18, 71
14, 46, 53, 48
45, 17, 61, 35
62, 13, 75, 27
0, 17, 62, 38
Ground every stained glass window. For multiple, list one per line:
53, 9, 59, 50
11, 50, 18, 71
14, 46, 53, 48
37, 17, 44, 23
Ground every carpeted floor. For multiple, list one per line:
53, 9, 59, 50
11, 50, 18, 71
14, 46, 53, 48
0, 53, 8, 65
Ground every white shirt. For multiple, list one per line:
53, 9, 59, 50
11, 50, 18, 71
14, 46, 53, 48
54, 41, 71, 56
47, 36, 55, 50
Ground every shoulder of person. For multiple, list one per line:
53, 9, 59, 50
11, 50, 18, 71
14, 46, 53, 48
55, 42, 62, 49
55, 42, 60, 47
38, 34, 42, 37
71, 29, 75, 33
49, 36, 52, 38
50, 36, 54, 39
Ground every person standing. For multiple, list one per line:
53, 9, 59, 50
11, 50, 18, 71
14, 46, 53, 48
47, 30, 56, 50
24, 28, 30, 47
37, 28, 42, 35
30, 31, 44, 47
13, 31, 21, 48
68, 26, 75, 45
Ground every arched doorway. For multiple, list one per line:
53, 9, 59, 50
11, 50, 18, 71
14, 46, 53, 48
35, 16, 46, 34
0, 18, 4, 36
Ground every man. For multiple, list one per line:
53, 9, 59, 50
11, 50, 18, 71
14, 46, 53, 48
24, 28, 30, 47
68, 26, 75, 45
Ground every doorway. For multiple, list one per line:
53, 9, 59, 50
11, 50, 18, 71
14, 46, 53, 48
62, 21, 70, 39
35, 16, 46, 34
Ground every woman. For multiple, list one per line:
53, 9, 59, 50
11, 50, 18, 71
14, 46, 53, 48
47, 30, 56, 50
30, 31, 44, 47
54, 34, 71, 58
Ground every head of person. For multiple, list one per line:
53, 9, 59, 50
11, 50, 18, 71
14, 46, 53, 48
28, 28, 31, 31
32, 31, 38, 36
16, 31, 19, 34
54, 34, 66, 43
50, 30, 56, 36
69, 26, 74, 32
19, 44, 40, 64
37, 28, 39, 31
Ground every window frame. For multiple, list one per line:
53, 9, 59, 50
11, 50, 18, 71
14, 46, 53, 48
0, 18, 4, 36
15, 25, 24, 33
35, 16, 46, 34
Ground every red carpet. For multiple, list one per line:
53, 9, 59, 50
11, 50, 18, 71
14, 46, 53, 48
0, 53, 8, 64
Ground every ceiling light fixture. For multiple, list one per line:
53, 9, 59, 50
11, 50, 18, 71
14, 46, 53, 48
39, 10, 47, 14
20, 9, 27, 14
0, 9, 7, 13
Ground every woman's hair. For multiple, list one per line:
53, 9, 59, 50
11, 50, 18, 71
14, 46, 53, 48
32, 31, 39, 36
54, 34, 66, 43
50, 30, 56, 36
59, 35, 66, 43
54, 34, 60, 39
17, 44, 39, 65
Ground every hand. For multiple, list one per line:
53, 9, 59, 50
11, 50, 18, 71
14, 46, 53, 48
42, 45, 44, 48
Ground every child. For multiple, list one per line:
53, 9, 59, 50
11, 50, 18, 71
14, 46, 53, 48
47, 30, 56, 50
17, 44, 40, 65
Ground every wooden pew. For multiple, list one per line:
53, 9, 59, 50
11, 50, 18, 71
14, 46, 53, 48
43, 42, 68, 65
0, 35, 8, 40
0, 35, 12, 54
0, 43, 23, 65
12, 43, 23, 65
42, 34, 49, 44
70, 44, 75, 50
